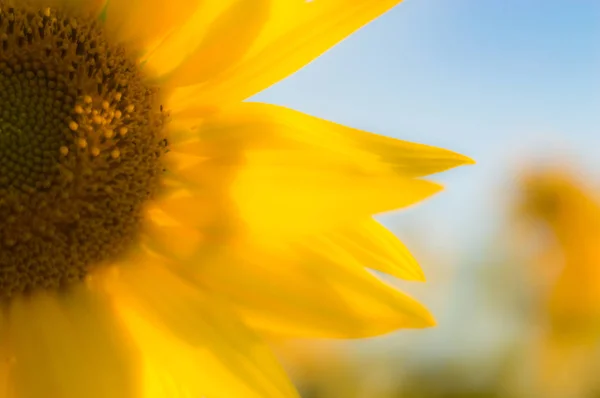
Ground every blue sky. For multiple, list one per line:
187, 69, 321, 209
256, 0, 600, 254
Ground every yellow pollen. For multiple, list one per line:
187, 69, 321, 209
0, 3, 168, 297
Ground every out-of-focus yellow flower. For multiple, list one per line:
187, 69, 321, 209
0, 1, 472, 396
520, 170, 600, 333
517, 169, 600, 398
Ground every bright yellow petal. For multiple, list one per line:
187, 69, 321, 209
111, 262, 298, 398
329, 218, 425, 281
7, 286, 140, 398
166, 0, 407, 107
170, 151, 441, 240
234, 157, 442, 239
170, 103, 474, 177
104, 0, 201, 51
166, 105, 461, 238
141, 220, 204, 260
149, 178, 243, 255
144, 0, 269, 86
194, 242, 435, 338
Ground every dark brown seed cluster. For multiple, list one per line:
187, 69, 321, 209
0, 3, 168, 297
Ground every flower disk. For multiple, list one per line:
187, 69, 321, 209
0, 3, 167, 297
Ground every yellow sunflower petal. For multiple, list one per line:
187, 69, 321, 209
164, 104, 470, 239
196, 242, 435, 338
329, 218, 425, 281
104, 0, 201, 50
7, 286, 139, 398
142, 222, 203, 260
149, 182, 242, 256
235, 160, 441, 239
170, 152, 441, 239
144, 0, 270, 86
166, 0, 407, 106
171, 103, 474, 177
112, 262, 298, 398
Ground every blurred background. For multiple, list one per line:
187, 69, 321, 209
253, 0, 600, 397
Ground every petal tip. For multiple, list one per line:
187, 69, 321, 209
397, 263, 426, 282
445, 150, 476, 168
461, 154, 476, 166
404, 302, 436, 329
429, 181, 445, 194
411, 270, 427, 282
416, 309, 437, 328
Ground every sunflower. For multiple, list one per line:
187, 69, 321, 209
0, 0, 472, 397
517, 169, 600, 398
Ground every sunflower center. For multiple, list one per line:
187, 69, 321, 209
0, 4, 167, 297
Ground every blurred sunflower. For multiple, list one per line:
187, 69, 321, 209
518, 169, 600, 398
0, 0, 472, 397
